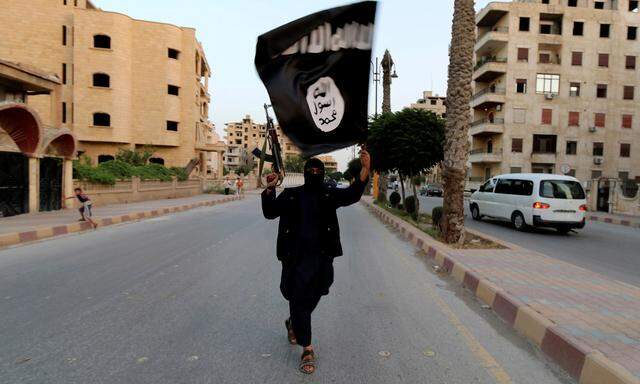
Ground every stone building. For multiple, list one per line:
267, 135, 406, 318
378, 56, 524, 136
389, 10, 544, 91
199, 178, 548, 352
0, 0, 224, 178
224, 114, 301, 173
409, 90, 447, 117
471, 0, 640, 184
317, 155, 339, 174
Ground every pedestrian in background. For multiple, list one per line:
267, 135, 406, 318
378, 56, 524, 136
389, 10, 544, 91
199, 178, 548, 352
236, 177, 244, 197
223, 177, 232, 195
65, 187, 98, 229
261, 149, 371, 374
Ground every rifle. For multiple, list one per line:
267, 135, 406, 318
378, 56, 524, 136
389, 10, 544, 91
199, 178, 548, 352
252, 104, 285, 187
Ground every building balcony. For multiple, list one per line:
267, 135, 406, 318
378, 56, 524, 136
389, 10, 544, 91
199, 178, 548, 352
469, 118, 505, 136
476, 2, 509, 28
530, 151, 558, 164
196, 141, 225, 152
471, 87, 506, 109
469, 148, 503, 163
475, 27, 509, 56
473, 57, 507, 83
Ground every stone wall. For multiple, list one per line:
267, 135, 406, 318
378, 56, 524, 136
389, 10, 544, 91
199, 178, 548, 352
73, 177, 203, 206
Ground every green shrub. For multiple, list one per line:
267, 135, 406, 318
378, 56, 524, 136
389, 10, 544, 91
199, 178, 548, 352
204, 183, 226, 194
115, 147, 154, 166
405, 195, 417, 219
389, 191, 401, 208
74, 164, 116, 185
133, 163, 174, 181
97, 160, 134, 179
432, 206, 444, 231
170, 167, 188, 181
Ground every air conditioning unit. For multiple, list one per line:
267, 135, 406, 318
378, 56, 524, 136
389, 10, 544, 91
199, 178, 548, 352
544, 93, 555, 100
593, 157, 604, 165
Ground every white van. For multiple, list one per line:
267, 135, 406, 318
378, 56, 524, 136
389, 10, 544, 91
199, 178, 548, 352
469, 173, 587, 234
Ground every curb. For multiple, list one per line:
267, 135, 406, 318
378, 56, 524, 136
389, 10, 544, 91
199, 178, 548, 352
586, 214, 640, 229
362, 200, 640, 384
0, 196, 243, 250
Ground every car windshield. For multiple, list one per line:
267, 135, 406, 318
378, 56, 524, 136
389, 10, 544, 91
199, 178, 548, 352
539, 180, 585, 199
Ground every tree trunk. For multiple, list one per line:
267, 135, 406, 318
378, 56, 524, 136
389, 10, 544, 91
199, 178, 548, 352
411, 174, 420, 222
378, 172, 388, 202
442, 0, 475, 244
399, 173, 406, 205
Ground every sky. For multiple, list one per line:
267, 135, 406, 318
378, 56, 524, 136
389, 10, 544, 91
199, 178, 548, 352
96, 0, 495, 171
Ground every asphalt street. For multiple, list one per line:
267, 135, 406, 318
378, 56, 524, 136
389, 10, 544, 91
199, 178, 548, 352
416, 194, 640, 287
0, 197, 573, 384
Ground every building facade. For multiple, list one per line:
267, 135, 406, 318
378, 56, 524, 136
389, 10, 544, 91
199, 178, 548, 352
317, 155, 338, 173
0, 0, 223, 177
471, 0, 640, 184
409, 90, 447, 117
224, 114, 301, 173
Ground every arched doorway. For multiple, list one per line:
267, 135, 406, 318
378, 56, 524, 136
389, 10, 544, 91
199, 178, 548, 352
149, 157, 165, 165
41, 129, 77, 212
98, 155, 115, 163
487, 139, 493, 154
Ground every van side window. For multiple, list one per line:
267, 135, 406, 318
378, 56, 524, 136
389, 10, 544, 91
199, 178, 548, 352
495, 179, 534, 195
479, 179, 495, 192
495, 179, 513, 194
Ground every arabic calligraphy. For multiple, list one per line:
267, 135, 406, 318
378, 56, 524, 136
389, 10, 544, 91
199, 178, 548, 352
306, 76, 344, 133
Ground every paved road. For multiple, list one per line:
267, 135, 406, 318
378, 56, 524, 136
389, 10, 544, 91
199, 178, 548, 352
417, 195, 640, 287
0, 197, 572, 384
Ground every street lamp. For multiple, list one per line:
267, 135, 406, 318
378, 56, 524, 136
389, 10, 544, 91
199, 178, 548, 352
371, 58, 381, 117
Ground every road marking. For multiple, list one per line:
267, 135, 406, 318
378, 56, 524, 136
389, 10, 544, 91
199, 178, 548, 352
388, 233, 513, 384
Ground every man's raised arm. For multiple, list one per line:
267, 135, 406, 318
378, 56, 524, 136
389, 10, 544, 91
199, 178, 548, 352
333, 150, 371, 208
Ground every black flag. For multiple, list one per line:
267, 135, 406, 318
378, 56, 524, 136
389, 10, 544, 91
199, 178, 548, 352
255, 1, 377, 157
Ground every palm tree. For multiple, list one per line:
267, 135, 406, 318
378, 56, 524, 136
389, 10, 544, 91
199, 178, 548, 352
442, 0, 475, 244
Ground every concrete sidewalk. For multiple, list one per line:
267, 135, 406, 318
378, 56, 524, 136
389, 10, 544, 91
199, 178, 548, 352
363, 199, 640, 384
0, 194, 242, 249
586, 211, 640, 229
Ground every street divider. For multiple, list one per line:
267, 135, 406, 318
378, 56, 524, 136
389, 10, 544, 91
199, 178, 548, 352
0, 196, 244, 250
361, 198, 640, 384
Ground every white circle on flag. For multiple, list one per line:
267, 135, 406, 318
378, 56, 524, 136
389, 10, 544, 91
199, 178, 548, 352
306, 76, 345, 133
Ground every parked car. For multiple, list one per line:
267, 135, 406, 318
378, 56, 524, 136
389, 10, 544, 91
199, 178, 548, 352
420, 184, 443, 197
469, 173, 587, 234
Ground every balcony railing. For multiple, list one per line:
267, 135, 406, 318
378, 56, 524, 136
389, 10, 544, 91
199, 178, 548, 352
477, 26, 509, 41
469, 148, 503, 155
472, 87, 506, 100
471, 117, 505, 127
474, 57, 508, 71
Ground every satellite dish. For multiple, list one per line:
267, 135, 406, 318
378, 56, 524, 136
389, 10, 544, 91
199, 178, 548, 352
560, 164, 571, 175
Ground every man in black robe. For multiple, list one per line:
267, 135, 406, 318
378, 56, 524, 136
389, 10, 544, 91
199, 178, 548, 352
261, 150, 370, 374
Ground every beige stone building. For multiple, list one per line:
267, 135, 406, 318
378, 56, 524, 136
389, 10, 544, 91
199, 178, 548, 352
224, 114, 301, 173
317, 155, 338, 173
471, 0, 640, 184
0, 0, 223, 178
409, 90, 447, 117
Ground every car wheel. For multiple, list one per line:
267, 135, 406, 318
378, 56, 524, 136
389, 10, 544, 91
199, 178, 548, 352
471, 204, 482, 221
511, 211, 528, 231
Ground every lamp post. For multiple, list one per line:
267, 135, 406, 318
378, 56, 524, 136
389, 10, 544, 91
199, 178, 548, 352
371, 57, 381, 117
375, 50, 398, 201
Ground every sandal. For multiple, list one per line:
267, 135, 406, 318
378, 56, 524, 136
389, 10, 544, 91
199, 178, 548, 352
299, 349, 316, 374
285, 318, 297, 345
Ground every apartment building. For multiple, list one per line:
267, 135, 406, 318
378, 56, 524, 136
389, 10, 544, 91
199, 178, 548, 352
224, 114, 301, 172
0, 0, 223, 177
409, 91, 447, 117
317, 155, 339, 173
470, 0, 640, 184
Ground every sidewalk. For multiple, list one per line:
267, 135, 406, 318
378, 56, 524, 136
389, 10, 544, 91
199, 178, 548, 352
0, 194, 242, 248
363, 199, 640, 383
586, 211, 640, 229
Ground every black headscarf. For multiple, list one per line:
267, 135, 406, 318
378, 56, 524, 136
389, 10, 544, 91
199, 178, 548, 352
303, 158, 325, 189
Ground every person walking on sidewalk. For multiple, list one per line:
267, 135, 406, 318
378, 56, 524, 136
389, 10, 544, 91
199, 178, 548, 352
65, 187, 98, 229
261, 150, 370, 374
235, 177, 244, 197
223, 177, 232, 195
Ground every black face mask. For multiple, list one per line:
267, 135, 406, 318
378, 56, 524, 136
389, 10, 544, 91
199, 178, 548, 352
303, 159, 325, 189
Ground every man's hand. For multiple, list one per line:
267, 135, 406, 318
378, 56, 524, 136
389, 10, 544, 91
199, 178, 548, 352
359, 149, 371, 182
265, 173, 279, 189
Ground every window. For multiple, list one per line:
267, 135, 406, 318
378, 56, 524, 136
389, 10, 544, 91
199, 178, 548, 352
592, 170, 603, 179
571, 51, 582, 66
597, 84, 607, 98
513, 108, 526, 123
595, 113, 606, 127
622, 114, 633, 129
496, 179, 534, 196
568, 0, 577, 6
98, 155, 114, 163
516, 79, 527, 93
542, 0, 550, 3
93, 112, 110, 127
533, 134, 557, 153
168, 84, 180, 96
624, 86, 635, 100
479, 179, 496, 193
62, 102, 67, 124
600, 24, 611, 38
510, 167, 522, 174
628, 26, 638, 40
93, 34, 111, 49
512, 138, 523, 153
593, 142, 604, 156
430, 99, 437, 105
539, 53, 551, 63
539, 180, 585, 199
166, 120, 179, 131
92, 73, 110, 87
168, 48, 180, 59
149, 158, 165, 165
62, 63, 67, 84
626, 56, 636, 70
619, 171, 630, 180
573, 21, 584, 36
62, 26, 67, 46
620, 143, 631, 157
566, 141, 578, 155
594, 1, 604, 9
540, 23, 552, 34
631, 1, 639, 12
519, 17, 530, 31
598, 53, 609, 67
541, 108, 553, 125
517, 47, 529, 62
536, 73, 560, 94
569, 111, 580, 126
569, 82, 581, 97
